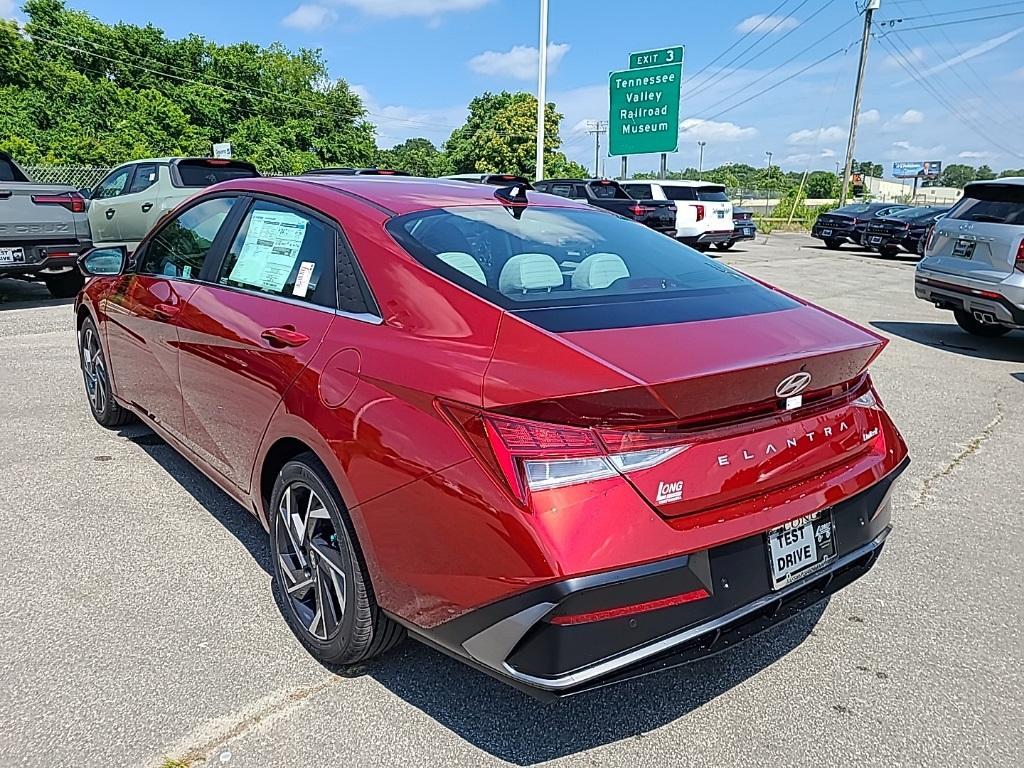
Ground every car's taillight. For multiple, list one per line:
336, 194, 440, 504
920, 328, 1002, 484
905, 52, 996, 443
1015, 239, 1024, 273
694, 204, 705, 222
439, 403, 686, 503
925, 225, 939, 252
629, 204, 651, 216
31, 193, 85, 213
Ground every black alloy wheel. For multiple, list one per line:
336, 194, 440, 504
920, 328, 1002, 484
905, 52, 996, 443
270, 454, 403, 665
824, 238, 843, 250
79, 317, 131, 427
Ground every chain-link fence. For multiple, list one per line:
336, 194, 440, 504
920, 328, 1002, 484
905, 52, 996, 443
23, 166, 112, 189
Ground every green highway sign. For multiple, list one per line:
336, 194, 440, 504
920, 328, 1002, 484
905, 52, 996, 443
608, 62, 681, 156
629, 46, 684, 70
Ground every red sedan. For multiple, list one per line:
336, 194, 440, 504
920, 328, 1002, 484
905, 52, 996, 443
75, 176, 908, 697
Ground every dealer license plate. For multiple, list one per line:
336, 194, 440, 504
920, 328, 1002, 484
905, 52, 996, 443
869, 235, 882, 244
767, 509, 836, 590
0, 247, 26, 264
952, 239, 975, 259
821, 228, 832, 236
743, 227, 753, 236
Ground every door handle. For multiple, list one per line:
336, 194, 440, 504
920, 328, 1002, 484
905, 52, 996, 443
141, 202, 153, 212
261, 327, 310, 348
153, 303, 180, 319
105, 208, 115, 219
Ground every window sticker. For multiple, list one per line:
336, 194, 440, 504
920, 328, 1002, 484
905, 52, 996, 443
292, 261, 315, 297
228, 210, 308, 293
182, 264, 192, 279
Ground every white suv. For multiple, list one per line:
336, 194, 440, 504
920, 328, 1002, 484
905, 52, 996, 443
915, 178, 1024, 337
621, 180, 734, 251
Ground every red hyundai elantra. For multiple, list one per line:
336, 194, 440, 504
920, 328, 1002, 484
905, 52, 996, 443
75, 176, 908, 697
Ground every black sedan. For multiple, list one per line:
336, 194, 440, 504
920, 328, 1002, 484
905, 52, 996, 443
812, 203, 910, 249
862, 206, 949, 258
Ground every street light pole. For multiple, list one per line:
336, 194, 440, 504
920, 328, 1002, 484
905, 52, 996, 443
697, 141, 706, 180
534, 0, 549, 182
765, 151, 773, 215
840, 0, 880, 206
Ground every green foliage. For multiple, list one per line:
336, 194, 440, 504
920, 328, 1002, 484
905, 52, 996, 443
805, 170, 839, 199
376, 138, 446, 177
940, 163, 977, 188
4, 0, 376, 171
999, 168, 1024, 178
975, 164, 996, 181
853, 160, 884, 178
443, 91, 567, 180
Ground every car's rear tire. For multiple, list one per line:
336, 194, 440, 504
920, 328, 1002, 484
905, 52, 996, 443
714, 241, 734, 251
44, 270, 84, 298
270, 452, 404, 666
694, 243, 710, 252
824, 238, 843, 250
79, 316, 132, 428
878, 245, 899, 258
953, 309, 1012, 338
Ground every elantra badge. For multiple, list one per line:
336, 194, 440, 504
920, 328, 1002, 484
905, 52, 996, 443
656, 480, 684, 504
776, 372, 812, 399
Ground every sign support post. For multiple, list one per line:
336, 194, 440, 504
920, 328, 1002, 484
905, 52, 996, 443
621, 156, 628, 181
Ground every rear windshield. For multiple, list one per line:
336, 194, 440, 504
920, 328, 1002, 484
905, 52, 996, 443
663, 187, 694, 201
696, 187, 729, 202
889, 206, 946, 220
833, 204, 873, 215
175, 160, 259, 187
386, 205, 795, 330
589, 182, 628, 199
948, 184, 1024, 225
0, 156, 30, 182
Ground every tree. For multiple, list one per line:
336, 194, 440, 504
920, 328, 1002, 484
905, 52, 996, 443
805, 170, 839, 199
376, 138, 444, 176
940, 163, 976, 188
5, 0, 377, 171
853, 160, 883, 178
443, 91, 567, 180
975, 164, 997, 181
999, 168, 1024, 178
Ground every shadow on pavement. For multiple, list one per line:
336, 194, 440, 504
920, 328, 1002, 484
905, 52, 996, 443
872, 321, 1024, 363
117, 423, 273, 575
0, 278, 72, 310
1012, 373, 1024, 384
113, 424, 828, 763
363, 603, 825, 764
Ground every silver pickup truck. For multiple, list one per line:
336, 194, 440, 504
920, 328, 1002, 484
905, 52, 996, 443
0, 152, 92, 298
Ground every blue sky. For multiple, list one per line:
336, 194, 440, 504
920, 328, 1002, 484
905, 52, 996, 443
9, 0, 1024, 175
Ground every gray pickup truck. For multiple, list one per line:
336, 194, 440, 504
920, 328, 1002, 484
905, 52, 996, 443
1, 152, 92, 298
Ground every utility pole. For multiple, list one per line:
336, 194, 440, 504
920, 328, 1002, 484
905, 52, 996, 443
585, 120, 607, 178
840, 0, 880, 206
534, 0, 549, 182
765, 151, 773, 216
697, 141, 707, 179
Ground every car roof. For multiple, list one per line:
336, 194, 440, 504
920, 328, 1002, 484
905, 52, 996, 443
966, 177, 1024, 188
537, 178, 620, 184
636, 179, 724, 188
215, 175, 589, 215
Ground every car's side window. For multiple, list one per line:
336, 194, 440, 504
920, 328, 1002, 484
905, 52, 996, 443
137, 197, 237, 279
93, 167, 134, 200
217, 200, 336, 309
624, 184, 652, 199
127, 163, 159, 194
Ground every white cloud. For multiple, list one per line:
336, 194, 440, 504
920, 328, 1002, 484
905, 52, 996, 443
896, 109, 924, 125
859, 109, 880, 125
786, 125, 845, 145
351, 84, 466, 148
282, 4, 337, 30
1012, 67, 1024, 81
886, 140, 946, 159
781, 148, 837, 166
895, 27, 1024, 85
331, 0, 492, 17
736, 14, 799, 34
468, 43, 570, 81
958, 151, 991, 160
679, 118, 757, 142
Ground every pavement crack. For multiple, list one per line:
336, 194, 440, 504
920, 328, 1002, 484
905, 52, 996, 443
148, 676, 340, 767
912, 394, 1006, 510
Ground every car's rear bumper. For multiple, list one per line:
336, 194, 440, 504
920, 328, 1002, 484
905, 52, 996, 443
411, 459, 906, 698
0, 241, 91, 276
915, 273, 1024, 327
679, 230, 734, 246
732, 225, 757, 242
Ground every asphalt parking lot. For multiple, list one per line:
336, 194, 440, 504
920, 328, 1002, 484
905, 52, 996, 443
1, 233, 1021, 768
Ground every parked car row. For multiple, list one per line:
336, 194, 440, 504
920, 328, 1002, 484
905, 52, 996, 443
810, 201, 949, 258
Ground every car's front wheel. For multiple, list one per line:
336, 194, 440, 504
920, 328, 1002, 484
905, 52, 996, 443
714, 241, 735, 251
44, 270, 84, 298
953, 309, 1012, 338
271, 453, 404, 666
79, 317, 132, 427
824, 238, 843, 250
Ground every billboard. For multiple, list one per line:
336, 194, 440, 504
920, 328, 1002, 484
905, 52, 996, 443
892, 161, 941, 179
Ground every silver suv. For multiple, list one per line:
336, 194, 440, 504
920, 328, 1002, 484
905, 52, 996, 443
915, 178, 1024, 337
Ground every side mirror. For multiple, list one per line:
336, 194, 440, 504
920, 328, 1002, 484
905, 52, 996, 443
78, 246, 128, 277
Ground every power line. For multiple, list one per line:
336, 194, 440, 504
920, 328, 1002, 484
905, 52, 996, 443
876, 9, 1024, 32
684, 0, 814, 97
684, 0, 794, 82
876, 1, 1024, 24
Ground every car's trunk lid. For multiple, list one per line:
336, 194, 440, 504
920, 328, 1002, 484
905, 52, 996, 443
0, 183, 84, 244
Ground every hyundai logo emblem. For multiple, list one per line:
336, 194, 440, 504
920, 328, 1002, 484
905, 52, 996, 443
776, 372, 812, 399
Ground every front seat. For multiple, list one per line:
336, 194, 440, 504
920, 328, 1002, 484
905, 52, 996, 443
571, 252, 629, 290
436, 251, 486, 285
498, 253, 564, 295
